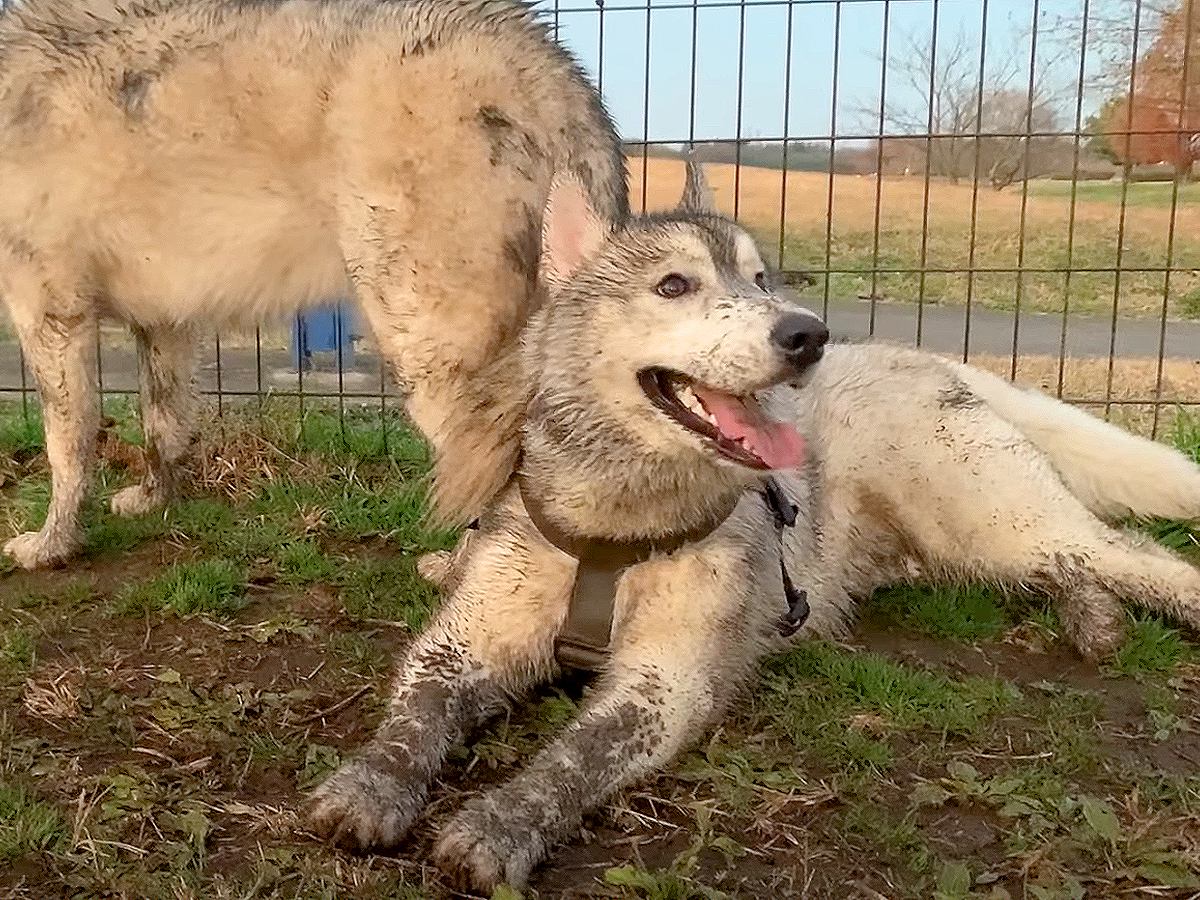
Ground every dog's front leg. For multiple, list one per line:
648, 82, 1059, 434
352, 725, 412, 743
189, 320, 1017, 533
306, 492, 575, 851
433, 549, 759, 893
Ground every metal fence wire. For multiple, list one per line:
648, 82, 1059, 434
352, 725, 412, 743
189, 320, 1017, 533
1, 0, 1198, 442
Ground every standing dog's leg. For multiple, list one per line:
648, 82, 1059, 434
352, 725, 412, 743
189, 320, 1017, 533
110, 324, 198, 517
306, 493, 574, 850
432, 548, 762, 893
2, 291, 99, 569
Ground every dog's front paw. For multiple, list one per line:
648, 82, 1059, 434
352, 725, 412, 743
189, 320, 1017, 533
433, 796, 545, 893
305, 755, 425, 852
3, 531, 75, 570
110, 483, 167, 517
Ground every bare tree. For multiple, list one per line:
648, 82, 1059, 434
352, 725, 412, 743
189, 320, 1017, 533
858, 25, 1068, 188
977, 89, 1065, 189
1047, 0, 1181, 95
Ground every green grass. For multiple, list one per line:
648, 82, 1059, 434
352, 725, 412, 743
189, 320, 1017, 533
756, 641, 1020, 772
1109, 615, 1193, 677
467, 689, 581, 768
778, 226, 1200, 319
0, 783, 65, 861
0, 404, 42, 458
839, 802, 931, 878
114, 559, 248, 618
603, 865, 727, 900
0, 629, 35, 675
1173, 410, 1200, 462
867, 583, 1024, 642
274, 540, 338, 586
335, 555, 440, 630
1036, 689, 1105, 776
765, 641, 1020, 733
1180, 286, 1200, 320
1028, 179, 1200, 209
1136, 412, 1200, 561
327, 631, 389, 677
767, 173, 1200, 318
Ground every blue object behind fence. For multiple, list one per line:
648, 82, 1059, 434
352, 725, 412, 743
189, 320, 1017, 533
291, 304, 355, 372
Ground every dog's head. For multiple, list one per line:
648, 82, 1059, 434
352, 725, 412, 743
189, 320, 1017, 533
524, 161, 827, 488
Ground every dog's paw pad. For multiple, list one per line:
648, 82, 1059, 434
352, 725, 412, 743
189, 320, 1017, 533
110, 484, 165, 517
304, 758, 420, 852
433, 801, 538, 893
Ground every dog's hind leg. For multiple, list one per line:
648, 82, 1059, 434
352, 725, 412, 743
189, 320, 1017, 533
336, 157, 542, 529
305, 490, 574, 852
344, 248, 531, 528
110, 324, 198, 518
1053, 528, 1200, 641
2, 283, 99, 569
432, 550, 759, 893
923, 468, 1199, 658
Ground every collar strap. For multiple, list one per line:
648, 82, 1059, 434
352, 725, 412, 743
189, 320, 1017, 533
762, 478, 810, 635
518, 476, 737, 568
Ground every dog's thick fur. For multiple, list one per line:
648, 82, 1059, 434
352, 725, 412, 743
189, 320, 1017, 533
305, 169, 1200, 892
0, 0, 626, 568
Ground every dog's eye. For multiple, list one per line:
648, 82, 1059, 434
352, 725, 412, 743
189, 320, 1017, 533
754, 272, 769, 291
655, 274, 691, 299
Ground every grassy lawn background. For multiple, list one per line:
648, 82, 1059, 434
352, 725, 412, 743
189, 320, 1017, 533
1, 396, 1198, 898
631, 159, 1200, 321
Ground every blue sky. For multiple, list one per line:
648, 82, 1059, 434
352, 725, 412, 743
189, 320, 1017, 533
535, 0, 1119, 144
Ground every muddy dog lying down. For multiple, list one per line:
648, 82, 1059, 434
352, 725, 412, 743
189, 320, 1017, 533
306, 170, 1200, 892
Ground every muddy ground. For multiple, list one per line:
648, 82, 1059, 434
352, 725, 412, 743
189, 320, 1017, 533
2, 403, 1199, 899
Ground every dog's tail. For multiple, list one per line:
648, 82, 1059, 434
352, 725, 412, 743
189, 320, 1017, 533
955, 363, 1200, 522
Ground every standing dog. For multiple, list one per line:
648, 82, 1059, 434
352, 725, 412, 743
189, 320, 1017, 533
0, 0, 626, 568
306, 168, 1200, 893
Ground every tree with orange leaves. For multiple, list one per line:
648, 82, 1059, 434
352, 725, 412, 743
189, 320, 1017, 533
1099, 0, 1199, 177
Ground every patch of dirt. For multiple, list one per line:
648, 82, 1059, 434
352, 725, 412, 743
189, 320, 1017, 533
4, 540, 1200, 899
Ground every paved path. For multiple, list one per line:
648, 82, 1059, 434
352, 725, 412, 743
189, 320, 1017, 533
819, 298, 1200, 360
1, 299, 1197, 400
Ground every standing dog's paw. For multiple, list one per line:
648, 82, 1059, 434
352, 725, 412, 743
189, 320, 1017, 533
110, 483, 166, 518
432, 796, 544, 893
3, 531, 73, 570
304, 756, 425, 852
416, 550, 452, 587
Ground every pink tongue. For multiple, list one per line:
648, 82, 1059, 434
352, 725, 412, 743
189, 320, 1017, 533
691, 387, 806, 469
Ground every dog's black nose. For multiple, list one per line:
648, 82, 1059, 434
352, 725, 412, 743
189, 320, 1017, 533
771, 314, 829, 372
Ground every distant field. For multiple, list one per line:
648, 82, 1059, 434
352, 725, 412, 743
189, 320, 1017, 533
0, 163, 1194, 339
629, 158, 1200, 320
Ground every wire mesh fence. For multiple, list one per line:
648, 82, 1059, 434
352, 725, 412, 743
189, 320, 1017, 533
1, 0, 1197, 442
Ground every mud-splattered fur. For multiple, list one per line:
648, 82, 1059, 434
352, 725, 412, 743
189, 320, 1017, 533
0, 0, 627, 568
307, 170, 1200, 892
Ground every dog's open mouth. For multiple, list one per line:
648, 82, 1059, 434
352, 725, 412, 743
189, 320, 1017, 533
637, 368, 805, 470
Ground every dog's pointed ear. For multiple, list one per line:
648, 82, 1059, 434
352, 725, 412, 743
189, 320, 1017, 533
540, 174, 609, 291
677, 154, 714, 213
